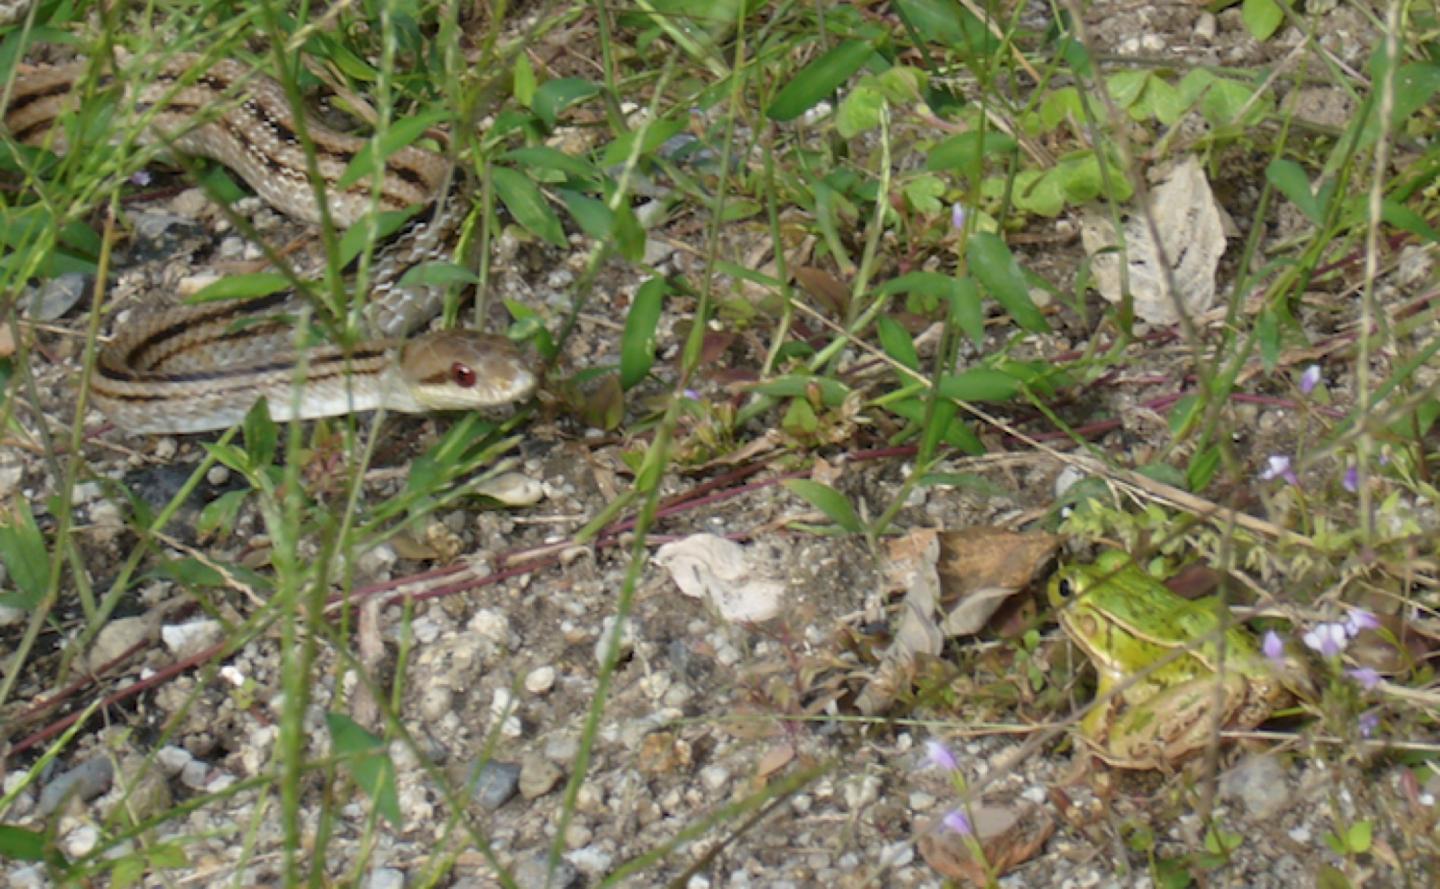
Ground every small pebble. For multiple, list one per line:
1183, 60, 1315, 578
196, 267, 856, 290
518, 754, 563, 800
206, 465, 230, 486
511, 851, 578, 889
525, 666, 556, 695
161, 619, 223, 659
470, 761, 521, 810
155, 746, 193, 777
38, 758, 114, 815
366, 867, 404, 889
699, 765, 730, 793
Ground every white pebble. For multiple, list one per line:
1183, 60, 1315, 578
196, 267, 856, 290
525, 666, 556, 695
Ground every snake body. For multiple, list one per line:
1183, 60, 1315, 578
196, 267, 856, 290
5, 52, 537, 432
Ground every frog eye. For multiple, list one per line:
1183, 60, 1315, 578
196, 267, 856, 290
1056, 578, 1075, 599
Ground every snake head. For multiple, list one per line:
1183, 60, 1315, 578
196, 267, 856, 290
400, 331, 538, 411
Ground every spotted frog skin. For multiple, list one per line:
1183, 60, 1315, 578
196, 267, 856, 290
1049, 551, 1298, 768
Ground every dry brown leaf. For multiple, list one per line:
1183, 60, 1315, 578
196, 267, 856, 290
937, 528, 1058, 635
1081, 155, 1227, 324
916, 802, 1056, 885
653, 533, 785, 623
855, 529, 944, 715
755, 742, 795, 779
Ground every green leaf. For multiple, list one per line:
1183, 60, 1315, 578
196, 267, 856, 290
600, 116, 687, 168
336, 110, 448, 191
337, 208, 419, 267
1257, 304, 1280, 372
325, 713, 401, 827
189, 273, 293, 303
620, 277, 667, 389
966, 232, 1048, 333
1187, 445, 1221, 492
782, 480, 863, 533
1266, 159, 1321, 223
766, 40, 874, 122
0, 824, 54, 863
396, 261, 480, 289
557, 189, 613, 241
875, 316, 919, 371
1168, 393, 1201, 437
1242, 0, 1284, 41
492, 166, 567, 247
750, 374, 850, 406
504, 146, 599, 180
532, 78, 600, 129
1381, 199, 1440, 242
512, 52, 537, 107
926, 131, 1017, 176
243, 399, 278, 469
612, 202, 646, 263
937, 368, 1022, 402
949, 277, 984, 347
0, 497, 48, 609
836, 83, 886, 138
1344, 820, 1372, 854
197, 489, 249, 542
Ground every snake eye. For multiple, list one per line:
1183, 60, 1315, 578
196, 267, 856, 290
450, 362, 478, 388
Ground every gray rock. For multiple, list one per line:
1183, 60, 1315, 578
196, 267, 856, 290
38, 757, 114, 815
511, 851, 578, 889
366, 867, 405, 889
469, 760, 521, 811
519, 753, 564, 800
24, 272, 90, 321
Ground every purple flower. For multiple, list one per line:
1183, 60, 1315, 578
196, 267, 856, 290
1358, 710, 1380, 738
1262, 630, 1286, 668
1346, 667, 1382, 690
942, 809, 973, 836
130, 170, 153, 187
1343, 465, 1359, 493
925, 739, 958, 772
1260, 455, 1299, 486
951, 203, 967, 231
1299, 364, 1322, 394
1302, 622, 1349, 657
1345, 610, 1380, 637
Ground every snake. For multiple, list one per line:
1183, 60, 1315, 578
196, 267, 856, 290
4, 51, 538, 433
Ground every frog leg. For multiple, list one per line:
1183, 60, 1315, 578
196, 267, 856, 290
1105, 671, 1249, 768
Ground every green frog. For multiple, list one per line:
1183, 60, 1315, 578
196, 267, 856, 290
1048, 550, 1299, 769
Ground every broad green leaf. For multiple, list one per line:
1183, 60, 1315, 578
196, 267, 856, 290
782, 480, 863, 533
1266, 159, 1321, 223
504, 146, 599, 179
1107, 70, 1149, 110
190, 273, 292, 303
512, 53, 537, 107
0, 824, 51, 862
492, 166, 566, 247
766, 40, 874, 122
926, 131, 1017, 175
875, 315, 919, 371
612, 202, 646, 263
966, 232, 1048, 333
750, 374, 850, 406
1345, 820, 1372, 854
1382, 199, 1440, 242
600, 116, 687, 168
1187, 446, 1220, 492
1242, 0, 1284, 41
243, 399, 277, 469
949, 277, 984, 348
782, 397, 818, 437
336, 110, 448, 190
325, 713, 401, 827
1168, 393, 1202, 437
197, 489, 249, 541
938, 368, 1022, 402
620, 277, 667, 389
533, 78, 601, 129
0, 497, 47, 608
396, 261, 480, 289
1257, 304, 1280, 371
558, 189, 613, 241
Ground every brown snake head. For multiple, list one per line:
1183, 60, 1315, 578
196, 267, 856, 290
398, 331, 538, 411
